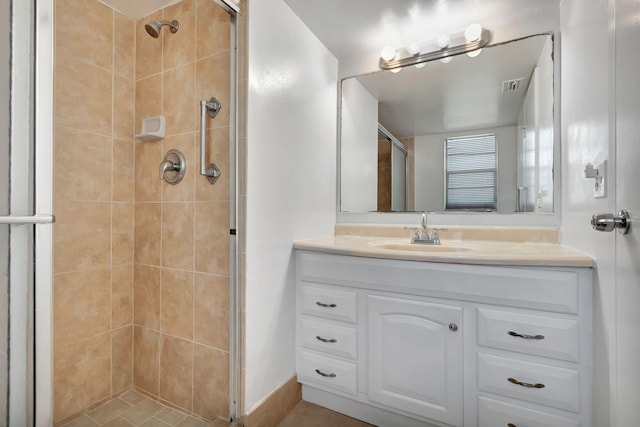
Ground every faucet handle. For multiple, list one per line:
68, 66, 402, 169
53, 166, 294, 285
431, 227, 448, 241
404, 226, 420, 241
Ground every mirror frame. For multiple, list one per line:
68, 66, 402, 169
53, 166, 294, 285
336, 32, 561, 227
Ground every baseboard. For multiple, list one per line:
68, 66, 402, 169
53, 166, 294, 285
242, 376, 301, 427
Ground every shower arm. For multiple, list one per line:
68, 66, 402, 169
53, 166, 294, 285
200, 97, 223, 185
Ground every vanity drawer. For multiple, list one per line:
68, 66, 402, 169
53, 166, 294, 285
477, 353, 580, 413
299, 316, 357, 360
299, 285, 357, 323
478, 308, 579, 362
297, 350, 357, 395
478, 396, 580, 427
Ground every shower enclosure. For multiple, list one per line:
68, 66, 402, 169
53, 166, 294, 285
51, 0, 238, 424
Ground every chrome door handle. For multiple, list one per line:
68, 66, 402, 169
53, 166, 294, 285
315, 336, 337, 343
315, 301, 336, 308
591, 209, 630, 234
0, 215, 55, 224
315, 369, 336, 378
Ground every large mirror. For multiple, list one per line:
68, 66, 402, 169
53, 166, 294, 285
340, 34, 555, 214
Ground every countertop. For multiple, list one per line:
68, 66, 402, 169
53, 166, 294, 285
293, 225, 594, 268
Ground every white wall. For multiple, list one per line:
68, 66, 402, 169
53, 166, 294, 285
413, 126, 516, 213
340, 78, 378, 212
560, 0, 615, 425
245, 0, 338, 413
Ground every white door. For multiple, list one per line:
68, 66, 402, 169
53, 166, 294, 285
2, 0, 54, 425
367, 295, 463, 426
614, 0, 640, 423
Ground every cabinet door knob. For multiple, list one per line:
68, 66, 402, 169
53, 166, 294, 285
508, 331, 545, 340
315, 369, 336, 378
508, 377, 545, 388
315, 335, 337, 343
315, 301, 337, 308
449, 323, 458, 332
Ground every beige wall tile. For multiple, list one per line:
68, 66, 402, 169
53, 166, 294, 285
194, 202, 229, 275
161, 202, 194, 270
163, 63, 196, 135
114, 76, 134, 140
113, 202, 134, 265
161, 268, 194, 339
54, 126, 112, 202
194, 273, 228, 350
112, 326, 133, 393
136, 10, 163, 80
54, 333, 111, 422
159, 335, 193, 411
133, 326, 159, 395
55, 0, 113, 70
113, 139, 135, 203
55, 54, 112, 135
134, 265, 160, 330
162, 0, 196, 70
196, 0, 230, 60
114, 12, 135, 79
135, 141, 163, 203
53, 201, 111, 273
112, 264, 133, 328
196, 52, 230, 125
134, 203, 162, 266
193, 344, 228, 420
195, 126, 229, 202
53, 269, 111, 348
162, 133, 196, 202
135, 74, 163, 135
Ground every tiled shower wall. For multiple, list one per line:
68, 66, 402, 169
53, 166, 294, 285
52, 0, 231, 423
133, 0, 231, 421
53, 0, 135, 422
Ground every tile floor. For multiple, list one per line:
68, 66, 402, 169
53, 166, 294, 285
60, 392, 371, 427
278, 401, 374, 427
60, 389, 228, 427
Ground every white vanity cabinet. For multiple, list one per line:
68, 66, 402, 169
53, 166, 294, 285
295, 250, 592, 427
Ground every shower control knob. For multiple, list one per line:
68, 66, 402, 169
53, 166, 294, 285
591, 209, 631, 234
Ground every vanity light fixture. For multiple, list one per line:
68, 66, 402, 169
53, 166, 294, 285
379, 24, 491, 71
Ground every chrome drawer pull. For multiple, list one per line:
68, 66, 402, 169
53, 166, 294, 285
507, 424, 517, 427
315, 369, 336, 378
508, 331, 545, 340
508, 377, 545, 389
315, 301, 337, 308
315, 335, 337, 343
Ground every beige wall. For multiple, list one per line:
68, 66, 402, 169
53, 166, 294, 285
133, 0, 230, 421
53, 0, 231, 423
52, 0, 135, 422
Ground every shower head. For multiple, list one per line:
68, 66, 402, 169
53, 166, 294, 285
144, 20, 179, 38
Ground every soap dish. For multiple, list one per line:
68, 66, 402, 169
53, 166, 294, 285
136, 115, 166, 141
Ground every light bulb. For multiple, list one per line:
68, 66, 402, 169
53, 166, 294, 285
381, 46, 396, 61
406, 42, 420, 55
466, 48, 482, 58
440, 56, 452, 64
464, 23, 482, 42
390, 67, 402, 73
415, 62, 426, 69
437, 35, 450, 49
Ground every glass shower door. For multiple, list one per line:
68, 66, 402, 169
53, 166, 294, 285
2, 0, 54, 425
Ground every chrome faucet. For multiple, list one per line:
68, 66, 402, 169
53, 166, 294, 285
405, 211, 447, 245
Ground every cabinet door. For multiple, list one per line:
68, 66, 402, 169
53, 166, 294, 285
368, 295, 463, 426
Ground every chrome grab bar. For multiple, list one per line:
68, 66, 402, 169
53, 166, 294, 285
199, 97, 223, 185
0, 215, 55, 224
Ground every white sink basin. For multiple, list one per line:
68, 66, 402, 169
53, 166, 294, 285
375, 243, 472, 253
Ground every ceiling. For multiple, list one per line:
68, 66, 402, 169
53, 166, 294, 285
353, 35, 549, 137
